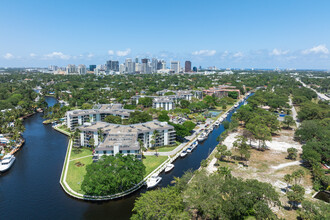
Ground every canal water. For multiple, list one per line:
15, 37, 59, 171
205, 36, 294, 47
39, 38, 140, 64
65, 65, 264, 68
0, 95, 251, 219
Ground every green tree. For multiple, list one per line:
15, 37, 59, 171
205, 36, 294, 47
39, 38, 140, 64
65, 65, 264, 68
182, 120, 196, 131
287, 147, 298, 160
82, 154, 145, 196
180, 99, 190, 109
287, 184, 305, 210
138, 97, 153, 108
283, 115, 295, 129
104, 115, 122, 124
131, 187, 189, 220
81, 103, 92, 109
128, 111, 152, 124
158, 111, 169, 122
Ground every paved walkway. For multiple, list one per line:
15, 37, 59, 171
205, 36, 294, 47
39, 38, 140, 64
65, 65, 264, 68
270, 160, 302, 170
289, 96, 300, 127
69, 155, 93, 161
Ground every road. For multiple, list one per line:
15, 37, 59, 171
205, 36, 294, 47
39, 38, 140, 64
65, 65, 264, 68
289, 96, 300, 127
296, 78, 330, 101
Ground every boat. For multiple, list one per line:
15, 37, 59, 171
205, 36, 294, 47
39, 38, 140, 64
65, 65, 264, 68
146, 175, 162, 188
191, 141, 198, 149
214, 121, 220, 126
186, 147, 193, 153
164, 163, 174, 173
197, 134, 206, 142
180, 150, 187, 157
234, 103, 239, 108
0, 154, 16, 172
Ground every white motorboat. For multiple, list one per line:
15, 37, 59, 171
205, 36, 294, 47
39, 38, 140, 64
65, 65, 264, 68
0, 154, 16, 172
180, 150, 187, 157
197, 134, 206, 142
214, 121, 220, 126
146, 175, 162, 188
164, 163, 174, 173
191, 141, 198, 149
234, 103, 239, 108
186, 147, 193, 153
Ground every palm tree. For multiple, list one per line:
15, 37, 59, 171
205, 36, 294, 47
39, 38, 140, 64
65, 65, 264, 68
217, 166, 232, 179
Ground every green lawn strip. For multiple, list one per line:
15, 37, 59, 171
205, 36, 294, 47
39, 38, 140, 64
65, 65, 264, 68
143, 155, 168, 177
66, 156, 92, 194
70, 147, 93, 160
147, 145, 178, 153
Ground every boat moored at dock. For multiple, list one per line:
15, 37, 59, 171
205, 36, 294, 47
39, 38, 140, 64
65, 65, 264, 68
164, 163, 174, 173
146, 175, 162, 189
0, 154, 16, 172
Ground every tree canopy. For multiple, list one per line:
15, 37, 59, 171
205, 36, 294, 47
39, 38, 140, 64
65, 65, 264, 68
81, 154, 145, 196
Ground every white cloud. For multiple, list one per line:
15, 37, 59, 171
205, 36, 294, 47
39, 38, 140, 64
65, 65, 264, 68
3, 53, 14, 59
44, 52, 71, 60
30, 53, 37, 57
87, 53, 94, 58
302, 44, 329, 54
233, 52, 244, 57
270, 48, 289, 56
192, 50, 216, 56
108, 50, 114, 55
116, 48, 131, 56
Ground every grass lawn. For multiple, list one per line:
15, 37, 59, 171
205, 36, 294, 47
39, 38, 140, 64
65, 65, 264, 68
143, 155, 168, 177
70, 147, 93, 160
147, 145, 178, 153
58, 125, 71, 133
66, 156, 92, 194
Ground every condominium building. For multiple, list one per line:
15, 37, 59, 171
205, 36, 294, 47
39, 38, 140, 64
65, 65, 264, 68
77, 64, 87, 75
76, 120, 176, 158
203, 85, 241, 98
152, 97, 175, 111
66, 104, 135, 130
170, 61, 180, 73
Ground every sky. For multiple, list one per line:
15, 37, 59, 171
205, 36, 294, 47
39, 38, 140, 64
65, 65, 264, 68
1, 0, 330, 69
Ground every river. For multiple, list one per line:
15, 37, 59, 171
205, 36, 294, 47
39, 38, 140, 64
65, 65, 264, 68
0, 95, 251, 219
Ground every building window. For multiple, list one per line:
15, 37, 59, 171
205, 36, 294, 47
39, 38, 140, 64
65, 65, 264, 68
103, 151, 106, 154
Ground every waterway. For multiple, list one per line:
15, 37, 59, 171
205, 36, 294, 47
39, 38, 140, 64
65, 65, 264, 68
0, 95, 252, 219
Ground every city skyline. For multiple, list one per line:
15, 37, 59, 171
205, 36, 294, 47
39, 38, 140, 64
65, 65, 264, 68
1, 0, 330, 69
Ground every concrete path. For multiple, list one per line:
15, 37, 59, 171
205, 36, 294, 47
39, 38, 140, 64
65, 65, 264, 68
289, 97, 300, 127
69, 155, 93, 161
270, 160, 302, 170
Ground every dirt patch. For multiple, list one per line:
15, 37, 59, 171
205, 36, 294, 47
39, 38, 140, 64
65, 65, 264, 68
75, 161, 85, 167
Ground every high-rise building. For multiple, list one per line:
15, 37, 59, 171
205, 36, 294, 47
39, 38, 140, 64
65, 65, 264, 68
125, 58, 135, 74
141, 58, 149, 74
185, 61, 191, 73
77, 64, 87, 75
161, 60, 166, 69
151, 58, 158, 73
106, 60, 119, 71
170, 61, 180, 73
89, 65, 96, 71
135, 63, 142, 73
119, 64, 125, 74
66, 64, 77, 74
135, 58, 139, 63
192, 66, 198, 72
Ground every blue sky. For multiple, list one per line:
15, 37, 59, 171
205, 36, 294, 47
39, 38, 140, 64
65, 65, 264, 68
1, 0, 330, 69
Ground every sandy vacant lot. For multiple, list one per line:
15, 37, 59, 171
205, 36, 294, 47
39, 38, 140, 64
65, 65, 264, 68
223, 128, 302, 153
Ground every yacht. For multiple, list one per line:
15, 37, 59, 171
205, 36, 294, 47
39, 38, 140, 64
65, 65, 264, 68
191, 141, 198, 149
0, 154, 16, 172
164, 163, 174, 173
186, 147, 193, 153
214, 121, 220, 126
234, 103, 239, 108
146, 175, 162, 189
197, 133, 206, 142
180, 150, 187, 157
